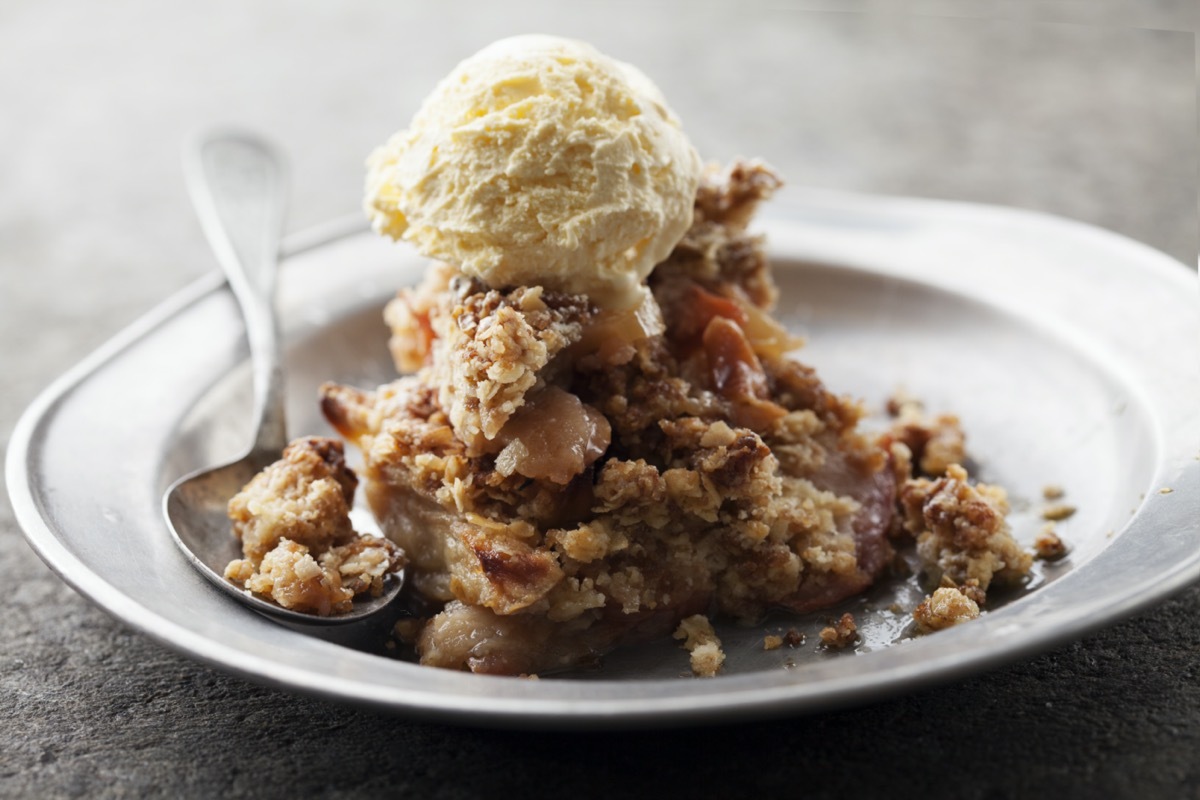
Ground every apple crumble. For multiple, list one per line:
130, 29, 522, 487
313, 160, 927, 674
221, 36, 1037, 674
223, 160, 1033, 672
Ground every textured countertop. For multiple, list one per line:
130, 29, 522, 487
3, 2, 1198, 797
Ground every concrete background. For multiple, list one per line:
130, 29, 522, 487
2, 1, 1198, 797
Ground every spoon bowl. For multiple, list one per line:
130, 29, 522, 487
162, 131, 403, 628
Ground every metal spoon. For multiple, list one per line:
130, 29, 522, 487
162, 131, 403, 630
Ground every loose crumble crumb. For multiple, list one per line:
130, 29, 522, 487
914, 586, 980, 632
674, 614, 725, 677
1034, 525, 1068, 560
900, 464, 1032, 592
763, 634, 783, 651
1042, 503, 1077, 521
1042, 484, 1065, 500
819, 612, 858, 649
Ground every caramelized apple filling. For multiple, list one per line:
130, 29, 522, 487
493, 387, 611, 485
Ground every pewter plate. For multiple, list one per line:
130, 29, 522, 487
9, 191, 1200, 728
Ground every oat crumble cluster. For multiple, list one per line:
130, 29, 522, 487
223, 438, 404, 615
818, 612, 859, 649
225, 161, 1037, 673
913, 586, 981, 632
877, 397, 1040, 634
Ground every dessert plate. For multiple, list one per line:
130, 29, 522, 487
9, 190, 1200, 728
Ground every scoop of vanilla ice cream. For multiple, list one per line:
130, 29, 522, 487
365, 35, 702, 308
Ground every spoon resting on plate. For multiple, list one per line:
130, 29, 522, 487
162, 131, 404, 629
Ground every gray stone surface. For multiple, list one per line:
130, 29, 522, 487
2, 2, 1197, 797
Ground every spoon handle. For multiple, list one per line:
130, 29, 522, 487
183, 131, 289, 455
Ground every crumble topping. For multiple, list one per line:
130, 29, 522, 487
885, 397, 1033, 612
387, 276, 595, 449
654, 160, 784, 310
954, 577, 988, 606
885, 391, 966, 477
223, 438, 405, 615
